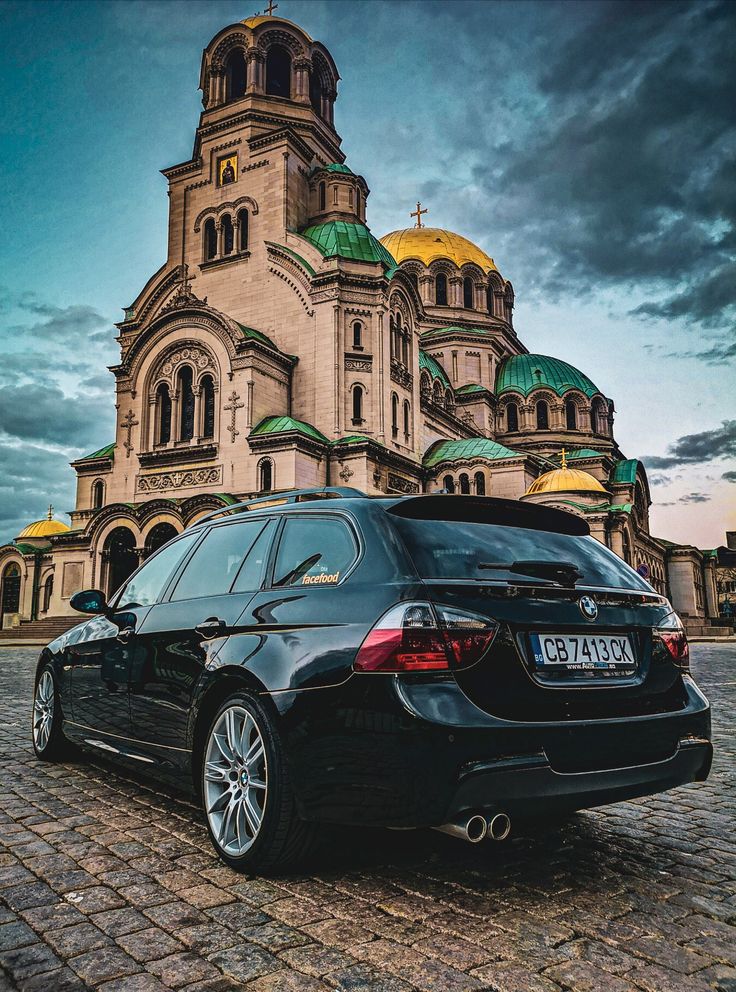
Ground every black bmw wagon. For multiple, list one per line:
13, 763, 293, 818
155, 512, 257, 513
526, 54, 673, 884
32, 489, 712, 870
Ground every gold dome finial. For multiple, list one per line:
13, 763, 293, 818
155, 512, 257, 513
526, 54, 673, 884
410, 202, 428, 229
560, 448, 567, 469
47, 504, 54, 520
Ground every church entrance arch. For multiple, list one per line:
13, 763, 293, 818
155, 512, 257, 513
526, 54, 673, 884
144, 522, 179, 559
1, 563, 21, 625
104, 527, 139, 597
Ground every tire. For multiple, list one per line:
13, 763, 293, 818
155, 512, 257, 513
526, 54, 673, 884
200, 691, 319, 873
32, 666, 69, 761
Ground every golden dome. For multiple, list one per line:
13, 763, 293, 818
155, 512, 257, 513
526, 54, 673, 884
379, 227, 498, 272
240, 15, 313, 42
17, 505, 70, 540
526, 466, 607, 497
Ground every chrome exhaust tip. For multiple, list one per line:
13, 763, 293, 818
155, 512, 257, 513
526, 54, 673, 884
432, 813, 488, 844
487, 812, 511, 841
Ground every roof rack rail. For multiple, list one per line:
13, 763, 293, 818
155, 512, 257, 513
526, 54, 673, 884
189, 487, 368, 528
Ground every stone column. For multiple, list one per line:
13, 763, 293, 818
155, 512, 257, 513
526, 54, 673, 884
246, 50, 264, 93
294, 58, 312, 103
449, 277, 462, 308
610, 524, 624, 559
216, 222, 224, 259
192, 386, 202, 442
418, 275, 433, 307
171, 390, 180, 442
704, 558, 718, 619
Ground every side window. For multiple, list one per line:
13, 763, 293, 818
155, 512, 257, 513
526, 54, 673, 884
273, 516, 357, 587
232, 520, 276, 593
116, 532, 199, 609
170, 519, 270, 602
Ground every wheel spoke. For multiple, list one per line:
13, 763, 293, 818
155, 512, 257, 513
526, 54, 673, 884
206, 789, 230, 815
243, 791, 262, 835
204, 761, 228, 783
218, 799, 235, 845
225, 709, 240, 759
239, 713, 253, 758
248, 777, 266, 790
245, 739, 264, 771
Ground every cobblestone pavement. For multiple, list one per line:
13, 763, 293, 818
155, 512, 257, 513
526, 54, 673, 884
0, 645, 734, 992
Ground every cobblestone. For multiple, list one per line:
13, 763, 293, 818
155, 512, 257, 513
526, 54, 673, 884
0, 644, 734, 990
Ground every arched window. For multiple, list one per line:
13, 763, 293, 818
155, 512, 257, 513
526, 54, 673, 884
506, 402, 519, 432
319, 181, 326, 212
443, 475, 455, 494
309, 70, 323, 115
178, 366, 195, 442
104, 527, 138, 597
237, 208, 249, 251
352, 385, 364, 424
355, 186, 361, 218
459, 473, 470, 494
204, 218, 217, 261
258, 458, 273, 493
474, 471, 486, 496
463, 277, 474, 309
435, 273, 448, 306
42, 574, 53, 613
225, 49, 247, 102
92, 479, 105, 509
590, 398, 607, 434
536, 400, 549, 430
352, 321, 362, 349
420, 371, 431, 401
622, 530, 632, 565
391, 393, 399, 437
266, 45, 291, 98
487, 285, 495, 315
433, 380, 444, 406
444, 389, 455, 413
403, 400, 410, 436
156, 382, 172, 445
144, 522, 178, 559
565, 399, 577, 430
201, 375, 215, 439
401, 327, 409, 366
1, 563, 21, 621
221, 214, 234, 256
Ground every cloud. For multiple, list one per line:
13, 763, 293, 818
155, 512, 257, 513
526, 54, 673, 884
0, 441, 77, 543
0, 383, 114, 448
723, 470, 736, 483
642, 420, 736, 469
678, 492, 712, 504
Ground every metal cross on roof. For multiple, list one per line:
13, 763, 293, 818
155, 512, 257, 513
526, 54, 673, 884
47, 504, 54, 520
560, 448, 568, 469
410, 202, 428, 228
264, 0, 278, 14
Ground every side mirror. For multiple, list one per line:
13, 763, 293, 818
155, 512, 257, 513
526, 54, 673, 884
70, 589, 109, 615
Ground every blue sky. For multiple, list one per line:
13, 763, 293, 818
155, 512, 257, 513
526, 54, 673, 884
0, 0, 734, 546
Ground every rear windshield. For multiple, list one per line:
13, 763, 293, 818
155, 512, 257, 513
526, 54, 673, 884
392, 517, 652, 591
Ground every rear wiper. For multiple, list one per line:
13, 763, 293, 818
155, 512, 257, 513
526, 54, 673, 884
274, 553, 322, 587
478, 559, 583, 588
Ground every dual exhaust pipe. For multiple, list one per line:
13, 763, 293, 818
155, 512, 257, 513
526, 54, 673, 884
433, 811, 511, 844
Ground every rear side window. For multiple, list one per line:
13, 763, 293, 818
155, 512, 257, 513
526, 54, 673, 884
170, 520, 271, 601
273, 516, 357, 587
393, 518, 651, 591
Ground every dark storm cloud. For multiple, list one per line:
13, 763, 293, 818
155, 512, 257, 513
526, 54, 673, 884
466, 0, 735, 331
723, 470, 736, 483
642, 420, 736, 469
0, 442, 77, 540
0, 383, 113, 448
678, 492, 712, 504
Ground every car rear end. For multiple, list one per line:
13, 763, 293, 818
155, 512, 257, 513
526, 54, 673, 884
351, 496, 712, 829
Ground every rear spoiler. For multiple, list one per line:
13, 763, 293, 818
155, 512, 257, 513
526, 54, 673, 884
385, 495, 590, 537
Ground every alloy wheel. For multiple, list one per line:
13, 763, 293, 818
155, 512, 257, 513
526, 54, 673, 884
204, 705, 268, 856
33, 671, 55, 751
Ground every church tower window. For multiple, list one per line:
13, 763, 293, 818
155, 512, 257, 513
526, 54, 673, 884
258, 458, 273, 493
201, 375, 215, 439
225, 49, 246, 102
391, 393, 399, 438
237, 209, 249, 251
266, 45, 291, 98
435, 273, 448, 306
92, 479, 105, 509
352, 321, 362, 349
319, 182, 326, 212
310, 69, 324, 116
203, 219, 217, 261
157, 382, 172, 444
463, 277, 474, 309
352, 385, 364, 424
178, 367, 195, 442
443, 474, 455, 494
487, 285, 495, 315
536, 400, 549, 430
459, 473, 470, 494
355, 186, 361, 218
474, 471, 486, 495
403, 400, 411, 437
565, 399, 577, 430
222, 214, 234, 256
506, 402, 519, 432
42, 574, 53, 613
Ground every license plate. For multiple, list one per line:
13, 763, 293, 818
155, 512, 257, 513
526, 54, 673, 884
530, 633, 636, 674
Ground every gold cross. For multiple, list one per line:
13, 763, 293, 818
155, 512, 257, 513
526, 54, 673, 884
47, 504, 54, 520
410, 202, 428, 228
264, 0, 278, 14
560, 448, 567, 469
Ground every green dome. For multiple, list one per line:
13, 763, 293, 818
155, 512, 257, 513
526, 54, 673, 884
310, 162, 354, 176
496, 354, 600, 398
424, 437, 520, 468
419, 350, 450, 388
299, 221, 396, 269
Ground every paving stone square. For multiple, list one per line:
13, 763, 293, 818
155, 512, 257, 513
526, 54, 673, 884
0, 645, 734, 991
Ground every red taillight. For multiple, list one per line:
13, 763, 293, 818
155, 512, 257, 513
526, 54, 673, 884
354, 602, 498, 673
654, 611, 689, 670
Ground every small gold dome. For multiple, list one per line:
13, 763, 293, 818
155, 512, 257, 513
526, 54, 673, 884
379, 227, 497, 272
526, 466, 607, 497
17, 505, 70, 540
240, 15, 313, 42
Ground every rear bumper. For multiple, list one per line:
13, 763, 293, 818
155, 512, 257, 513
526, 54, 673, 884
446, 736, 712, 821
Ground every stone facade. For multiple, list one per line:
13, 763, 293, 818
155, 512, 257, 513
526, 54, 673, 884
0, 13, 722, 631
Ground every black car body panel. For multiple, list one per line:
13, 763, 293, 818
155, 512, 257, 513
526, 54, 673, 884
40, 492, 712, 832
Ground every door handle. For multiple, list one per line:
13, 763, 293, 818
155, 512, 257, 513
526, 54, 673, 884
116, 626, 135, 645
195, 617, 228, 639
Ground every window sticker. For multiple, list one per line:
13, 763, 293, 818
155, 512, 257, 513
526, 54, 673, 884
302, 571, 341, 585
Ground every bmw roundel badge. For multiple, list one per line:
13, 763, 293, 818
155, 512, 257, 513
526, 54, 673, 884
579, 595, 598, 621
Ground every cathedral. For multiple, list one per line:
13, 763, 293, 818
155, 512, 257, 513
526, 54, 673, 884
0, 12, 722, 634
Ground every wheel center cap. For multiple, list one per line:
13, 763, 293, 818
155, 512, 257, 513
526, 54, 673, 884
240, 769, 249, 786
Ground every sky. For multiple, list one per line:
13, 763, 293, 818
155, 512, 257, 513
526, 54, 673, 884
0, 0, 734, 547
